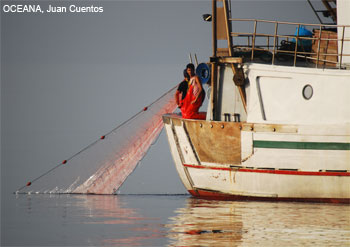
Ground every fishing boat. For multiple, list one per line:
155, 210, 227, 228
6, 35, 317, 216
163, 0, 350, 203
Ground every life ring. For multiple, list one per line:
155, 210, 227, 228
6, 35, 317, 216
196, 63, 210, 84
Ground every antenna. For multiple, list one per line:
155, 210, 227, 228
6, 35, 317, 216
194, 54, 199, 67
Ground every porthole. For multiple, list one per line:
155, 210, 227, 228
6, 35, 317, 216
302, 84, 313, 100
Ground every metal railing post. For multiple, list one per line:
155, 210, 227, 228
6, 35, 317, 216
316, 26, 322, 68
294, 24, 300, 66
272, 22, 278, 65
339, 26, 345, 69
251, 20, 257, 61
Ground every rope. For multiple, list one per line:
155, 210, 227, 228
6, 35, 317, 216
16, 85, 177, 193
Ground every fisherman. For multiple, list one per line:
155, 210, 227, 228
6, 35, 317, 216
175, 69, 190, 114
181, 63, 205, 119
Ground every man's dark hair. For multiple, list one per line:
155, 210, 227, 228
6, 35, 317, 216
183, 69, 190, 80
186, 63, 195, 71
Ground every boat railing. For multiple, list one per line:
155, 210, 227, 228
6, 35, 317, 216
227, 18, 350, 69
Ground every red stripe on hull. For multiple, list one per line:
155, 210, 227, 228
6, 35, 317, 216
183, 164, 350, 176
188, 189, 350, 204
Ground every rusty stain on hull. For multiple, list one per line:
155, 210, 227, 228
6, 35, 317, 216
185, 120, 241, 165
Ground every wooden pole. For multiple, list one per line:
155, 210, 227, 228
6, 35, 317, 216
212, 0, 217, 57
222, 0, 247, 112
210, 63, 218, 120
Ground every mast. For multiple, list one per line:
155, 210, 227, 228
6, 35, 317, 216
210, 0, 246, 121
210, 0, 218, 120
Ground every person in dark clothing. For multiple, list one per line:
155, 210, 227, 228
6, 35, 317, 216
175, 69, 190, 110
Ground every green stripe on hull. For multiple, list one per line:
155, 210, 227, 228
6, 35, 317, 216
253, 141, 350, 150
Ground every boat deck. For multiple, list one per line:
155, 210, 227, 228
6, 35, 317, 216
218, 18, 350, 69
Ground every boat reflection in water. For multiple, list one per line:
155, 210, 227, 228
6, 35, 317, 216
166, 198, 350, 246
5, 194, 350, 246
166, 198, 243, 246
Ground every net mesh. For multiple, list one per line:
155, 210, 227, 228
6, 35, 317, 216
17, 86, 177, 194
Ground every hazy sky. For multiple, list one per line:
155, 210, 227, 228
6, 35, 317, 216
1, 0, 320, 196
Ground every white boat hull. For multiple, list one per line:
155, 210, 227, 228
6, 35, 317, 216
163, 115, 350, 203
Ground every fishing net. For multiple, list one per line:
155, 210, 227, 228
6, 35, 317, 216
17, 86, 177, 194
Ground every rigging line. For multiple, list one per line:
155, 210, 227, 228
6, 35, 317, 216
146, 85, 177, 109
103, 85, 177, 137
16, 163, 63, 192
16, 85, 177, 193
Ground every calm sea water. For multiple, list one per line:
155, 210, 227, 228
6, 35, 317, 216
1, 193, 350, 246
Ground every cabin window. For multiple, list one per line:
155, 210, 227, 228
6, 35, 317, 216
302, 84, 313, 100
